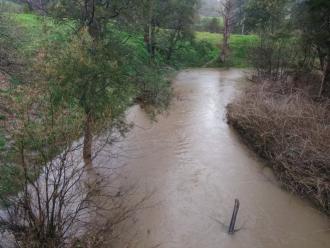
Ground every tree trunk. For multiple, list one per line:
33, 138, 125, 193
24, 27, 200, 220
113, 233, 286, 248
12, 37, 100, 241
317, 47, 325, 71
241, 14, 246, 35
220, 18, 230, 63
83, 113, 93, 168
146, 2, 156, 61
220, 0, 234, 64
166, 31, 179, 61
320, 55, 330, 97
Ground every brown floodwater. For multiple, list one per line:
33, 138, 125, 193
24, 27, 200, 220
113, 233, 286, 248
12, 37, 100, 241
96, 69, 329, 248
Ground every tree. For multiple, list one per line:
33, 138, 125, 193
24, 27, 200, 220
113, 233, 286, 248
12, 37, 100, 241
44, 31, 133, 168
132, 0, 168, 60
242, 0, 330, 97
141, 0, 157, 59
161, 0, 199, 61
0, 81, 136, 247
207, 17, 221, 33
243, 0, 297, 81
219, 0, 235, 63
294, 0, 330, 96
44, 0, 135, 167
244, 0, 288, 34
48, 0, 136, 38
233, 0, 247, 34
133, 0, 199, 62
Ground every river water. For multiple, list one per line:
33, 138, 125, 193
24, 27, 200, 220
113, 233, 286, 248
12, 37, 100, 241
97, 69, 329, 248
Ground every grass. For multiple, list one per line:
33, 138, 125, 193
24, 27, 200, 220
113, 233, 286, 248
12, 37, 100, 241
11, 13, 258, 68
195, 32, 258, 67
10, 13, 73, 56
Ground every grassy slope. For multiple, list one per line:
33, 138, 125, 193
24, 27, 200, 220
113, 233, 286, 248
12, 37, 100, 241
11, 13, 258, 68
196, 31, 258, 67
12, 14, 73, 55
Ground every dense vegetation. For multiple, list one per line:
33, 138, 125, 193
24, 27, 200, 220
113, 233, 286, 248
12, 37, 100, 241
227, 0, 330, 213
0, 0, 258, 247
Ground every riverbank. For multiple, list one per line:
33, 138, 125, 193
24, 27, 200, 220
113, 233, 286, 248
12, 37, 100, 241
227, 81, 330, 214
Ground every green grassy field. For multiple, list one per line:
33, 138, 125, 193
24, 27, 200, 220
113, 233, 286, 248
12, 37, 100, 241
11, 13, 73, 56
10, 14, 258, 68
196, 32, 258, 67
194, 16, 224, 32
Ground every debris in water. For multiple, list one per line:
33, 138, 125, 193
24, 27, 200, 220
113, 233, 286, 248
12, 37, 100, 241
228, 199, 240, 234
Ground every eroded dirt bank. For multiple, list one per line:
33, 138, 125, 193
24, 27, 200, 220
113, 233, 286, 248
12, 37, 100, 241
96, 69, 329, 248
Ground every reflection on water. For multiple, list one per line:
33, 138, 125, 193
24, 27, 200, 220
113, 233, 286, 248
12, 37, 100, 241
96, 69, 329, 248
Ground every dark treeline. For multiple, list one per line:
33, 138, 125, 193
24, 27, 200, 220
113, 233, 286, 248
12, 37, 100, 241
242, 0, 330, 96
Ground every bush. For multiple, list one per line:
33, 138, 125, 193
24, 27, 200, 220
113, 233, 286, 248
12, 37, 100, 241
194, 16, 223, 33
0, 0, 23, 13
248, 34, 300, 81
227, 82, 330, 213
134, 65, 172, 112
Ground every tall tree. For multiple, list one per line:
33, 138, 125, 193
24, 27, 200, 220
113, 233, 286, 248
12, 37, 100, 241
233, 0, 247, 34
162, 0, 199, 61
46, 0, 135, 167
294, 0, 330, 96
244, 0, 288, 34
219, 0, 235, 63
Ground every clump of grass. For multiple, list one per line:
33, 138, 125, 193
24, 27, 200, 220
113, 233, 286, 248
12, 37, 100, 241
227, 82, 330, 213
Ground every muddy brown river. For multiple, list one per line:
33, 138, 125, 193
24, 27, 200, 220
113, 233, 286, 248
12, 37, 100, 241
96, 69, 329, 248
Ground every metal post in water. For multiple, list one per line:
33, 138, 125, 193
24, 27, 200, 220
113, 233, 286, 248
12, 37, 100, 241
228, 199, 240, 234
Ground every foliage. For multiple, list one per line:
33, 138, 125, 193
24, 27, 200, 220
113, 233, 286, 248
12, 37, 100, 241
244, 0, 330, 97
196, 32, 258, 67
293, 0, 330, 96
244, 0, 289, 34
45, 30, 133, 120
194, 16, 223, 33
248, 33, 299, 81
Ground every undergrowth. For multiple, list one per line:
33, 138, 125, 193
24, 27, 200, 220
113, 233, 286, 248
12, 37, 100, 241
227, 82, 330, 213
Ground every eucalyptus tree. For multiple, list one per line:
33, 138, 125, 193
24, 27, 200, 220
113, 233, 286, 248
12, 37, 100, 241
219, 0, 236, 63
49, 0, 135, 38
135, 0, 200, 61
45, 0, 137, 167
244, 0, 288, 34
161, 0, 200, 61
233, 0, 247, 34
